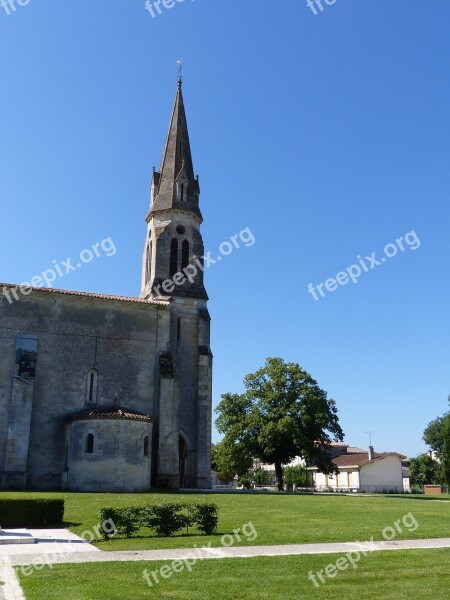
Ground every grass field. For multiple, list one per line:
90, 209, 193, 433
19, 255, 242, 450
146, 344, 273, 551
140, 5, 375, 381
17, 549, 450, 599
1, 491, 449, 550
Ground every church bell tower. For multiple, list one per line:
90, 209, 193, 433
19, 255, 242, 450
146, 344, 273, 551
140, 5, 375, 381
141, 77, 212, 489
141, 78, 207, 301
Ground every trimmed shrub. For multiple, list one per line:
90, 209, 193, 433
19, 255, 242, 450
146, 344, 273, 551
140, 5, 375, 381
141, 503, 187, 537
98, 507, 141, 539
98, 502, 219, 539
0, 499, 64, 528
192, 503, 219, 535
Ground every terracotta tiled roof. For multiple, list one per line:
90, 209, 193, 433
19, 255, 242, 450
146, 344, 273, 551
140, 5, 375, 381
308, 452, 406, 470
0, 282, 169, 306
332, 452, 389, 467
66, 406, 153, 424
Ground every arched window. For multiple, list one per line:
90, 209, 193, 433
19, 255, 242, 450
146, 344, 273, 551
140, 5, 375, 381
85, 433, 94, 454
180, 183, 184, 202
182, 240, 189, 271
143, 436, 149, 457
170, 238, 178, 277
86, 369, 98, 404
146, 242, 152, 281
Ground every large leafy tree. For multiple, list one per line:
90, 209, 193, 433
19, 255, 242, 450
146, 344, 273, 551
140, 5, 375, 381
441, 415, 450, 490
423, 397, 450, 457
215, 357, 344, 491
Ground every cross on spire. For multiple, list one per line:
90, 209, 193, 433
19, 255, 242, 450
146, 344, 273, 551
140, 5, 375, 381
177, 59, 183, 86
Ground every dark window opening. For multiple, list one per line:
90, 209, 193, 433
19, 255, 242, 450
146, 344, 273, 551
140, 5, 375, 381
85, 433, 94, 454
180, 184, 184, 201
88, 372, 95, 402
170, 238, 179, 277
143, 436, 149, 457
146, 242, 152, 281
182, 240, 190, 271
15, 335, 38, 379
86, 369, 98, 404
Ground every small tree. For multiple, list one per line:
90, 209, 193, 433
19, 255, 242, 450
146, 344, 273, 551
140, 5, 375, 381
409, 454, 441, 486
211, 441, 253, 483
283, 465, 311, 488
252, 468, 273, 487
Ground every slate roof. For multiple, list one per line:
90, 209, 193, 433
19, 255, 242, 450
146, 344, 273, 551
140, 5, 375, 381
148, 80, 202, 220
66, 406, 153, 424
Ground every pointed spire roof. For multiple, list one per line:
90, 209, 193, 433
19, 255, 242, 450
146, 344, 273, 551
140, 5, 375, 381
149, 80, 202, 220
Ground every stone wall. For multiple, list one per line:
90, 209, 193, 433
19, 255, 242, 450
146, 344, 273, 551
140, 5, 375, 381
0, 288, 170, 490
65, 418, 153, 492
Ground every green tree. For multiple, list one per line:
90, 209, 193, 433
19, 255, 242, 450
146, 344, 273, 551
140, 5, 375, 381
211, 441, 253, 483
423, 397, 450, 457
409, 454, 441, 486
252, 467, 273, 487
440, 415, 450, 490
283, 465, 311, 488
215, 357, 344, 491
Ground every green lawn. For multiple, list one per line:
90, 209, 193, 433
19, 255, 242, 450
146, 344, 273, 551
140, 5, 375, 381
1, 491, 449, 550
18, 549, 450, 599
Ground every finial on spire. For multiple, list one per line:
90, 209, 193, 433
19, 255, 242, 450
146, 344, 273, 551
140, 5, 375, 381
177, 59, 183, 86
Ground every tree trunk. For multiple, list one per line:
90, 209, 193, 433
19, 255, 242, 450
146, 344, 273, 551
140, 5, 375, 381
275, 461, 284, 491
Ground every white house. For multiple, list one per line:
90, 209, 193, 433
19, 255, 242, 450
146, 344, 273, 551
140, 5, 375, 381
308, 446, 406, 493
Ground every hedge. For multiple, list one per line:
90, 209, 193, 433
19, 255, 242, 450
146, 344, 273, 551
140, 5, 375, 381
99, 502, 219, 539
0, 499, 65, 528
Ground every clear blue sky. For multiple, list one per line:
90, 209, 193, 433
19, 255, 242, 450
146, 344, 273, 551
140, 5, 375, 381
1, 1, 449, 458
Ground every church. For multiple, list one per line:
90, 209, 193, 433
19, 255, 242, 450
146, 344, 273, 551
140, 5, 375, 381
0, 79, 213, 492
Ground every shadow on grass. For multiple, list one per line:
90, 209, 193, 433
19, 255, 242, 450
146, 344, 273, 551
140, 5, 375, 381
97, 531, 237, 543
383, 495, 450, 501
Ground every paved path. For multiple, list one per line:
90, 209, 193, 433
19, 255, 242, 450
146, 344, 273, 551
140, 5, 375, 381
1, 537, 450, 600
0, 530, 98, 600
5, 537, 450, 567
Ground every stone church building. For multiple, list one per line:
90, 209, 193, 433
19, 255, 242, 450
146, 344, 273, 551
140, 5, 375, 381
0, 80, 212, 492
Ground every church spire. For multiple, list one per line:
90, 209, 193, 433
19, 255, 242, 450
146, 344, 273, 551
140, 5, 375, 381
148, 79, 201, 220
141, 78, 207, 301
